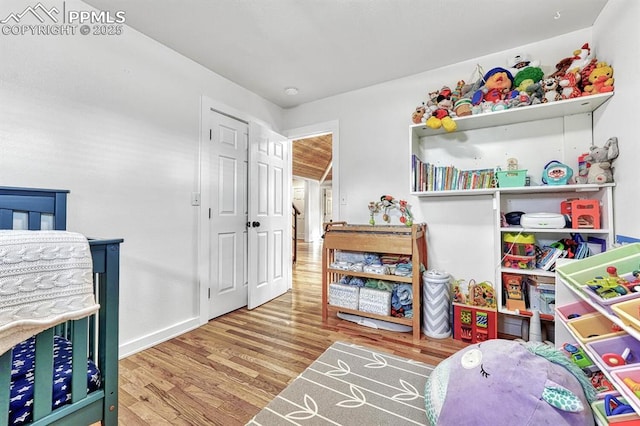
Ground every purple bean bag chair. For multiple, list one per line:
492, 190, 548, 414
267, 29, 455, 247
425, 339, 597, 425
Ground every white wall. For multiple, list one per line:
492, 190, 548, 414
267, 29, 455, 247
0, 0, 283, 356
284, 5, 639, 268
592, 0, 640, 240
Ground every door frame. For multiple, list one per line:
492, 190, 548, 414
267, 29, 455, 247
198, 96, 283, 325
285, 120, 340, 225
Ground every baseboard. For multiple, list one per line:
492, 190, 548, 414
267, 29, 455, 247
118, 317, 200, 358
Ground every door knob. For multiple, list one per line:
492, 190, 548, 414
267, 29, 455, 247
252, 221, 261, 228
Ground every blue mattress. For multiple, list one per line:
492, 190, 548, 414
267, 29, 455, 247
9, 335, 101, 425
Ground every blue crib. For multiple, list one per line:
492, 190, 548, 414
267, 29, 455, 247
0, 187, 122, 426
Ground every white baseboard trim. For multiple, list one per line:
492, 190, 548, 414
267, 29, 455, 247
118, 317, 201, 359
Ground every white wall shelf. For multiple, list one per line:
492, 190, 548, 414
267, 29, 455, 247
411, 93, 613, 137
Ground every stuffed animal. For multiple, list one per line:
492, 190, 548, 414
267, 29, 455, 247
506, 53, 541, 78
424, 339, 597, 426
471, 67, 516, 107
576, 137, 619, 184
411, 104, 427, 124
569, 43, 595, 73
558, 71, 582, 99
425, 87, 457, 132
540, 77, 562, 103
549, 43, 595, 80
582, 62, 614, 95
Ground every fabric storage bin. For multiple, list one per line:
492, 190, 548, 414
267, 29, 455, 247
358, 287, 391, 316
329, 283, 359, 310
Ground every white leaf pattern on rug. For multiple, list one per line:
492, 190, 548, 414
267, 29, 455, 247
364, 353, 387, 369
392, 379, 420, 401
285, 394, 319, 420
326, 359, 351, 376
336, 384, 366, 408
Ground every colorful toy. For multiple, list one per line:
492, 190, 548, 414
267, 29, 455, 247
582, 62, 614, 95
411, 104, 426, 124
540, 77, 562, 103
506, 53, 541, 79
562, 343, 594, 369
425, 339, 598, 426
623, 377, 640, 398
471, 67, 517, 109
558, 71, 582, 99
604, 395, 635, 416
542, 160, 573, 185
425, 86, 457, 132
367, 195, 413, 226
576, 137, 619, 184
453, 304, 497, 343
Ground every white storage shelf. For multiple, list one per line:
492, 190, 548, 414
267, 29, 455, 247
409, 92, 615, 326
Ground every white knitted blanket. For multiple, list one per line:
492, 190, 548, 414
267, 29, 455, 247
0, 230, 99, 355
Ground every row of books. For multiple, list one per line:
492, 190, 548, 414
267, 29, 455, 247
411, 155, 496, 192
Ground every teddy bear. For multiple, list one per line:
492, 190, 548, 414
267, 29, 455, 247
506, 53, 541, 79
425, 86, 457, 132
582, 62, 614, 95
576, 137, 619, 184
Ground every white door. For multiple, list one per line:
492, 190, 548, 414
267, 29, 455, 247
206, 111, 249, 319
247, 122, 291, 309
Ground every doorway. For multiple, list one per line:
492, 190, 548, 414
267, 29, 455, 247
288, 121, 339, 245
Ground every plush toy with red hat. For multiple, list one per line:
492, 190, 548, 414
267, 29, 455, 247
425, 86, 457, 132
471, 67, 518, 109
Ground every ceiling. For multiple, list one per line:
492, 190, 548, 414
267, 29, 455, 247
83, 0, 609, 109
292, 134, 332, 181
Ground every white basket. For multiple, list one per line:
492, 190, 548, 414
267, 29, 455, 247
329, 283, 359, 309
358, 287, 392, 316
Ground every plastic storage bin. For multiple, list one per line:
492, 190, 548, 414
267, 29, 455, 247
613, 299, 640, 334
496, 170, 527, 188
587, 335, 640, 371
566, 312, 626, 344
556, 300, 598, 322
591, 396, 640, 425
556, 244, 640, 290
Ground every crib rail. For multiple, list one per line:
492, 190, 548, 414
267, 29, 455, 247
0, 238, 122, 426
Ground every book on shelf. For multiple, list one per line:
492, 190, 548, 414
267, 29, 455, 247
536, 246, 565, 271
411, 155, 496, 192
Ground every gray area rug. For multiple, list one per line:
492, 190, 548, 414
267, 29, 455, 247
247, 341, 433, 425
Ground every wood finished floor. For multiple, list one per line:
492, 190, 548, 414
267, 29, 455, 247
117, 241, 468, 425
